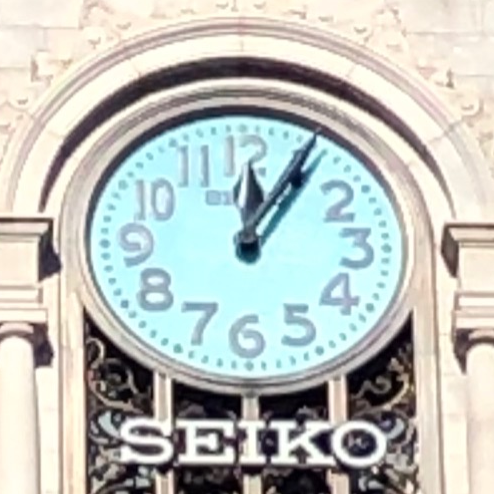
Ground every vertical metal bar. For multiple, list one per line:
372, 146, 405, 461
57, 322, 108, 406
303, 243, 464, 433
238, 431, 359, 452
155, 373, 175, 494
327, 378, 350, 494
242, 396, 262, 494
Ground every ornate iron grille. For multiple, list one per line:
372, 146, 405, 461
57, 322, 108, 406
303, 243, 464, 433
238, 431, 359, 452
260, 386, 330, 494
86, 316, 156, 494
174, 383, 242, 494
348, 319, 418, 494
85, 315, 417, 494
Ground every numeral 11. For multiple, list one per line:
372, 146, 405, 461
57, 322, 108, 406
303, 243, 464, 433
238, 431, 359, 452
177, 145, 210, 188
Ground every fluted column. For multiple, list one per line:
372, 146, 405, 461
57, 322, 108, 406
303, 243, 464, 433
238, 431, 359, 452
443, 224, 494, 494
0, 217, 54, 494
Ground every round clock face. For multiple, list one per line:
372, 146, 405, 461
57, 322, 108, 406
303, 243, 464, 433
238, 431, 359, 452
87, 112, 405, 383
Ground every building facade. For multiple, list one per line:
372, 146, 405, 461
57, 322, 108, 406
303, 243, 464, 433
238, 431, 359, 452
1, 1, 494, 494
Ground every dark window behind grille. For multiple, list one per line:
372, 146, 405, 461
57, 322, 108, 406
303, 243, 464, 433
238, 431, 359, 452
261, 385, 330, 494
174, 383, 242, 494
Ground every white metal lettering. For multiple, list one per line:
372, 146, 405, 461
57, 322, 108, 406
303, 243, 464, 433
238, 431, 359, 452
120, 417, 174, 465
118, 417, 387, 470
177, 419, 235, 465
332, 420, 387, 469
270, 420, 336, 467
238, 419, 266, 465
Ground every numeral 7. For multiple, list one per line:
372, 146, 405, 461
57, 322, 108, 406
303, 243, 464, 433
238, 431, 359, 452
182, 302, 218, 345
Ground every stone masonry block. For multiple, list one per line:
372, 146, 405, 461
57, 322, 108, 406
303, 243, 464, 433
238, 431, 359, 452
0, 0, 83, 28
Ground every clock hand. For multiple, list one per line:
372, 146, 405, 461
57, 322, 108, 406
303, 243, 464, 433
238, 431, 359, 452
261, 149, 325, 247
234, 129, 320, 253
232, 158, 265, 225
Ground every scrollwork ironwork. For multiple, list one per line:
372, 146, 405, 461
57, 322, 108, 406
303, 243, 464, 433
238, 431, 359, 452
261, 386, 330, 494
85, 316, 155, 494
174, 383, 242, 494
84, 312, 417, 494
348, 320, 418, 494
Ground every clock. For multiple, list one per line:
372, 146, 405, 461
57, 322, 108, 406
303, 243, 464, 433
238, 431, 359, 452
86, 111, 405, 386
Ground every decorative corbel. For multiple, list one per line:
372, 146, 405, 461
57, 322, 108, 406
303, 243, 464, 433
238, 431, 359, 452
442, 223, 494, 369
0, 216, 58, 366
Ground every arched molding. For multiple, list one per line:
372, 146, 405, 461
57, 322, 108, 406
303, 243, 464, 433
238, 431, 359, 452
54, 63, 446, 494
0, 14, 477, 494
0, 15, 492, 221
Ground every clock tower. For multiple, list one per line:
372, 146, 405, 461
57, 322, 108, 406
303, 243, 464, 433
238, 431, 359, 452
0, 9, 492, 494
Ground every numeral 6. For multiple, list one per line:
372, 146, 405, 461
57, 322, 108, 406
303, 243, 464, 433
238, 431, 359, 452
229, 315, 266, 359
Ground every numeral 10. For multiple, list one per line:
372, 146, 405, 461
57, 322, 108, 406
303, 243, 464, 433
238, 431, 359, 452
135, 179, 175, 222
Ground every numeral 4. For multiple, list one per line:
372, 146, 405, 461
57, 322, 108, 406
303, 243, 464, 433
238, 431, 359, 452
319, 273, 360, 315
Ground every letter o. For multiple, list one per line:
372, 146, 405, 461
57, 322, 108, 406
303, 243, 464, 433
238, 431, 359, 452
331, 420, 387, 469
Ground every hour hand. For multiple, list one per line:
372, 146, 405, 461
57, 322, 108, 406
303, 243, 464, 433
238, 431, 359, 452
234, 129, 320, 256
233, 159, 265, 225
232, 159, 265, 255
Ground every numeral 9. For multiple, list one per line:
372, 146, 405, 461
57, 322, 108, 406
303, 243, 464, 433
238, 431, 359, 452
118, 223, 154, 267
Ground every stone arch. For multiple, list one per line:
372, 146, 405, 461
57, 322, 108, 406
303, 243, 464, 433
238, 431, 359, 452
0, 16, 492, 221
0, 15, 485, 494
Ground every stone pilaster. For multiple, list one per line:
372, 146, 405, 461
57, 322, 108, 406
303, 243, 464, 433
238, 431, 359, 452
0, 217, 54, 494
443, 223, 494, 494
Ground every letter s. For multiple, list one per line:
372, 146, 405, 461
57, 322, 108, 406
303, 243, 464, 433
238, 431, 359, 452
119, 417, 174, 465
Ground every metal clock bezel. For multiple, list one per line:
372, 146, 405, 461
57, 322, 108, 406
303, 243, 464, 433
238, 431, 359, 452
65, 77, 416, 395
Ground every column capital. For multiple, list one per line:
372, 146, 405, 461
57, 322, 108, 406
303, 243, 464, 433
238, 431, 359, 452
0, 215, 58, 308
452, 290, 494, 366
0, 321, 51, 367
443, 224, 494, 367
442, 223, 494, 277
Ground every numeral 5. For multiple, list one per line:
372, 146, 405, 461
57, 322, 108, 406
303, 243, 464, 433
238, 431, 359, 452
282, 304, 316, 347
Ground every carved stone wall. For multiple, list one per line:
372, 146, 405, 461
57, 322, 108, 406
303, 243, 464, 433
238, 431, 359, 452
0, 2, 484, 494
2, 0, 494, 177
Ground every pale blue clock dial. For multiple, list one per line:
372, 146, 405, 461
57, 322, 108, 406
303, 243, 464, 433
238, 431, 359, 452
88, 113, 404, 380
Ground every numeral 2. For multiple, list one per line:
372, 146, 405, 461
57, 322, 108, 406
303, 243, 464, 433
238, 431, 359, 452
321, 180, 354, 222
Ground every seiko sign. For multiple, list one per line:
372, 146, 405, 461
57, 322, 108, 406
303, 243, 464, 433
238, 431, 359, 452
119, 417, 387, 470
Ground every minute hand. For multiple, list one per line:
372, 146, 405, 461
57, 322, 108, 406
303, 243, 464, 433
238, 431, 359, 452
240, 130, 319, 234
